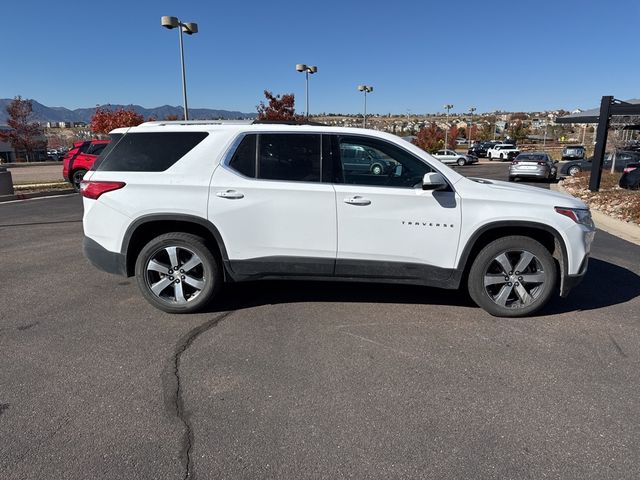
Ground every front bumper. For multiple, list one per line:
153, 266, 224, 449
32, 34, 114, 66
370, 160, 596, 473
560, 256, 588, 297
83, 236, 128, 276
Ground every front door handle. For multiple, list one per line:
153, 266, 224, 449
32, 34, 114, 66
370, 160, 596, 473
344, 195, 371, 206
216, 190, 244, 199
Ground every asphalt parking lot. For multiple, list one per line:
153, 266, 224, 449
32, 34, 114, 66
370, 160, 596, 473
1, 162, 639, 479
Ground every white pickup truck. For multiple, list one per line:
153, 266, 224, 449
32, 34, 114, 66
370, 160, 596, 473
487, 144, 520, 161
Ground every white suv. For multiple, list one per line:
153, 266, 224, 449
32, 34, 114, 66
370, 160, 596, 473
81, 121, 595, 317
487, 144, 520, 161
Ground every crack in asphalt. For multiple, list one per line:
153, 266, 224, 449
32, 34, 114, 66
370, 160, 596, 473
165, 311, 234, 480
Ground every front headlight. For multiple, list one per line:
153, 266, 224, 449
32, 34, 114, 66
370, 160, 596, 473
555, 207, 595, 228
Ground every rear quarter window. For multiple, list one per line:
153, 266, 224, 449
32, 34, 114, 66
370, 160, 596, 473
96, 132, 208, 172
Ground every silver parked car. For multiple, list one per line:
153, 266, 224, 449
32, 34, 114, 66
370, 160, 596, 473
432, 149, 478, 166
509, 152, 557, 182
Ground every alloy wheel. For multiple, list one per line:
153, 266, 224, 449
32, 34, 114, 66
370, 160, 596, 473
145, 246, 205, 305
482, 249, 546, 309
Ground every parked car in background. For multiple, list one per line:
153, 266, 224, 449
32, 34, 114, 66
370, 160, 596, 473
468, 141, 501, 158
559, 150, 640, 176
558, 156, 594, 177
341, 143, 398, 175
432, 149, 478, 166
509, 152, 557, 182
603, 151, 640, 172
619, 164, 640, 190
562, 145, 585, 160
487, 144, 520, 161
62, 139, 111, 191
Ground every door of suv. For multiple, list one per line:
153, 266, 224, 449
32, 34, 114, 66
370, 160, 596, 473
331, 135, 462, 283
209, 133, 337, 277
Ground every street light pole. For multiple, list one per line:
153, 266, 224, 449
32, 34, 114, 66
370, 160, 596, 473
358, 85, 373, 128
468, 106, 476, 145
443, 104, 453, 148
161, 16, 198, 121
296, 64, 317, 118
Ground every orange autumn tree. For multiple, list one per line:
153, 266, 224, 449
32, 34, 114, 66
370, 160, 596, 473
90, 106, 145, 135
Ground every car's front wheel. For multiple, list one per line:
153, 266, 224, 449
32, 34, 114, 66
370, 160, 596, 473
135, 232, 222, 313
71, 169, 87, 192
499, 153, 504, 160
468, 236, 557, 317
457, 158, 466, 166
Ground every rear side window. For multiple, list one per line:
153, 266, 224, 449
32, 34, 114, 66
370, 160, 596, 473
87, 143, 107, 156
258, 134, 320, 182
96, 132, 208, 172
229, 134, 256, 177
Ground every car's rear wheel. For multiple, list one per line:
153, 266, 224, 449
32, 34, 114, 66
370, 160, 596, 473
457, 158, 466, 166
371, 163, 383, 175
499, 153, 504, 160
135, 232, 221, 313
568, 165, 580, 176
71, 169, 87, 192
468, 236, 557, 317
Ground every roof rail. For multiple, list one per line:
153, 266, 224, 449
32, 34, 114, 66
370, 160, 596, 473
139, 120, 255, 127
252, 119, 327, 126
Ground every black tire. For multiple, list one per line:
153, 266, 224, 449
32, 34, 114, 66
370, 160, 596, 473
371, 163, 383, 175
457, 158, 466, 166
71, 169, 87, 192
467, 235, 557, 317
508, 176, 515, 182
568, 166, 580, 176
135, 232, 222, 314
499, 153, 504, 161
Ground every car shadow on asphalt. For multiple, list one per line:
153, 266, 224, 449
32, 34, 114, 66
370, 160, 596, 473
542, 257, 640, 315
204, 258, 639, 316
206, 279, 475, 313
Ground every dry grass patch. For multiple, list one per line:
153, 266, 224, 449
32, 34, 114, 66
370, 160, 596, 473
562, 172, 640, 224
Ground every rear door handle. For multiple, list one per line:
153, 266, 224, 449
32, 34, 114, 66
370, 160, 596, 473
216, 190, 244, 199
344, 196, 371, 206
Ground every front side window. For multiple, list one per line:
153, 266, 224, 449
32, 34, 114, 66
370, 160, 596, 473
258, 134, 320, 182
337, 135, 432, 188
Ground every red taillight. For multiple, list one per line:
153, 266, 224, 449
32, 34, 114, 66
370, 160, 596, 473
623, 166, 637, 173
80, 181, 125, 199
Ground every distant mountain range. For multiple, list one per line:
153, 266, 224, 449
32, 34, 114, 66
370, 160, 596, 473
0, 99, 257, 124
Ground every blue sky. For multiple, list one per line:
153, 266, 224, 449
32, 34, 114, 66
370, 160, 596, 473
2, 0, 639, 115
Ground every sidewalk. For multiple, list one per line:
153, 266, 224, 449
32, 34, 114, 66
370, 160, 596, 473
551, 181, 640, 246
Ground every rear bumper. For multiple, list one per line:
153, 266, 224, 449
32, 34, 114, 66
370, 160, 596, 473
83, 236, 128, 276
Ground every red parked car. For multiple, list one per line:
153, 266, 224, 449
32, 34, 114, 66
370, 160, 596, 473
62, 139, 110, 191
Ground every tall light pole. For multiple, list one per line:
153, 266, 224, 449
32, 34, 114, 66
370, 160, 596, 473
443, 104, 454, 148
161, 16, 198, 121
468, 106, 476, 145
357, 85, 373, 128
296, 64, 317, 118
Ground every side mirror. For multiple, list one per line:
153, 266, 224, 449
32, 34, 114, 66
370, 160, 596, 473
422, 172, 447, 191
393, 164, 403, 177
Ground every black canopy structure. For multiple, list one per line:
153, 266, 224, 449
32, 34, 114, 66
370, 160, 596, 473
557, 97, 640, 191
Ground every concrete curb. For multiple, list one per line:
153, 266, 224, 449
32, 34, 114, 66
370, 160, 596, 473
551, 181, 640, 246
0, 188, 76, 203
